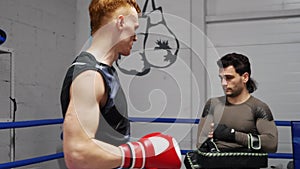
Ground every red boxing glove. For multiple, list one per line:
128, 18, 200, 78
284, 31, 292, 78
119, 132, 182, 169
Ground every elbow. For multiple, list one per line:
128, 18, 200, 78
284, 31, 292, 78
268, 142, 278, 153
263, 141, 278, 153
261, 133, 278, 153
64, 144, 89, 169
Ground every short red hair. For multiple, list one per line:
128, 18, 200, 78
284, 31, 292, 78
89, 0, 141, 35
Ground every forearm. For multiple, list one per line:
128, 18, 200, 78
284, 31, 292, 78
257, 120, 278, 152
92, 139, 123, 167
234, 131, 249, 148
196, 115, 214, 148
235, 120, 278, 153
63, 135, 122, 169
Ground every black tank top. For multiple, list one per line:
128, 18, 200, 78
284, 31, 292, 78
60, 52, 130, 146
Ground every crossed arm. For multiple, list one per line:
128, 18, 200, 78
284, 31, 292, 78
235, 119, 278, 153
197, 115, 278, 153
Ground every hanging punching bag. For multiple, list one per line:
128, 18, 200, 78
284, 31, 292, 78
116, 0, 180, 76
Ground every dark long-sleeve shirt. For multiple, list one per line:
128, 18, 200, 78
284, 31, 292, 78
197, 96, 278, 153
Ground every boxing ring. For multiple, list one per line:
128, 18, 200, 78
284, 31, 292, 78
0, 117, 298, 168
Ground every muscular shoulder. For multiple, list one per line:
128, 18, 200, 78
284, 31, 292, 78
246, 96, 274, 121
70, 70, 106, 102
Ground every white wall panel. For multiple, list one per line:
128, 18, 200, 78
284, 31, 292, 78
207, 0, 300, 16
207, 17, 300, 47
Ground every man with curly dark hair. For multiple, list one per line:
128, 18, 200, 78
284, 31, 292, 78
196, 53, 278, 169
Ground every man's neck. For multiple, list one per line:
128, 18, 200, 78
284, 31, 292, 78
227, 91, 251, 105
86, 46, 117, 67
86, 23, 119, 66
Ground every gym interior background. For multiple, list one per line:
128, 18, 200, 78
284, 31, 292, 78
0, 0, 299, 168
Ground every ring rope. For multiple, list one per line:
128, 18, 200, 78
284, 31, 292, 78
0, 118, 63, 129
0, 152, 63, 169
0, 117, 293, 168
0, 118, 291, 129
129, 117, 291, 126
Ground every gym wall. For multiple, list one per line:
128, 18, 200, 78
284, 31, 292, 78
0, 0, 299, 168
0, 0, 76, 168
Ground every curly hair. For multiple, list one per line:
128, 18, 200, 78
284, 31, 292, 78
89, 0, 141, 35
217, 53, 257, 93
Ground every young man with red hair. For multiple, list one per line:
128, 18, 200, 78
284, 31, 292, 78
60, 1, 182, 168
